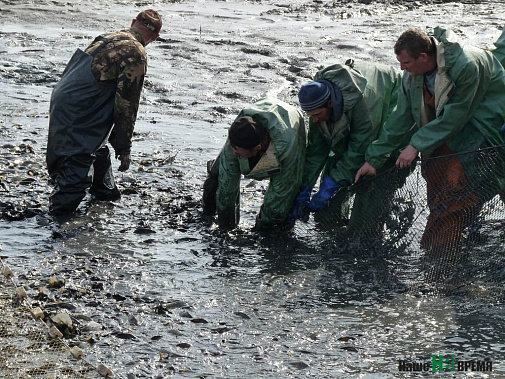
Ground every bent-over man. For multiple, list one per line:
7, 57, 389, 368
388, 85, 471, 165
203, 98, 307, 230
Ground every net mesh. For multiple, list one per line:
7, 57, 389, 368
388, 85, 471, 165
0, 263, 107, 379
293, 146, 505, 300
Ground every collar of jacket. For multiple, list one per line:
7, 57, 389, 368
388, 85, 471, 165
244, 141, 280, 178
128, 27, 147, 46
317, 113, 350, 144
432, 37, 454, 117
318, 79, 344, 123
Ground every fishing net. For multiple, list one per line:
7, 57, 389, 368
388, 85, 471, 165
0, 259, 111, 379
292, 146, 505, 300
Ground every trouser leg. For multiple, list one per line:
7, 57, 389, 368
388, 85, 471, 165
48, 154, 94, 214
89, 146, 120, 201
202, 153, 221, 215
420, 146, 481, 260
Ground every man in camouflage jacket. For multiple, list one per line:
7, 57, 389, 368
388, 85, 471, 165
46, 9, 162, 215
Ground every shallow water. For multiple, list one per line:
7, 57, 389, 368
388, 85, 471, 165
1, 0, 505, 377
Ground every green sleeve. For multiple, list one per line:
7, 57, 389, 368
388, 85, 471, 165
256, 147, 305, 229
366, 83, 417, 169
256, 122, 306, 229
301, 120, 331, 188
216, 142, 241, 227
328, 101, 378, 187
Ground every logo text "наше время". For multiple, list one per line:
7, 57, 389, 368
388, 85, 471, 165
398, 355, 493, 372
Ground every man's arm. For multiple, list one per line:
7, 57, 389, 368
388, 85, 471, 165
301, 120, 331, 188
257, 152, 304, 229
327, 101, 378, 187
109, 43, 147, 161
216, 142, 242, 228
257, 120, 306, 229
365, 79, 417, 169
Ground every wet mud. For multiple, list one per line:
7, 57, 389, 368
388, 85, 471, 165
1, 0, 505, 377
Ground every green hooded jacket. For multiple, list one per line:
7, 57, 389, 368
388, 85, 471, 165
366, 27, 505, 169
216, 98, 307, 229
492, 28, 505, 68
302, 61, 402, 188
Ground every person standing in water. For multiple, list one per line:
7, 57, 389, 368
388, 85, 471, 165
46, 10, 162, 215
355, 27, 505, 257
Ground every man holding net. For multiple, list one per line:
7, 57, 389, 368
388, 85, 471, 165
355, 27, 505, 257
288, 60, 411, 237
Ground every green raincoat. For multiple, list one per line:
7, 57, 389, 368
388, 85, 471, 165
302, 61, 402, 189
366, 27, 505, 173
216, 98, 307, 229
492, 28, 505, 68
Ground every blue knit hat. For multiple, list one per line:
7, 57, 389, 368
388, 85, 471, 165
298, 81, 331, 111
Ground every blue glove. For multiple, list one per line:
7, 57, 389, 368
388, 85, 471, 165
287, 185, 312, 223
309, 176, 341, 211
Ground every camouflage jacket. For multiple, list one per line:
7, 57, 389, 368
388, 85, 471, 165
84, 27, 148, 156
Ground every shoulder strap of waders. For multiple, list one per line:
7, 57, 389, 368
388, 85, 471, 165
88, 35, 136, 57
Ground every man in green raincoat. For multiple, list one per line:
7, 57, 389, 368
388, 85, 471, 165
203, 98, 307, 230
289, 60, 409, 236
355, 27, 505, 255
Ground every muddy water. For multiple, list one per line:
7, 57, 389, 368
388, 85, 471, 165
1, 0, 505, 377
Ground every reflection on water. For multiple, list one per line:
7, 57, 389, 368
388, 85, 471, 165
3, 211, 502, 377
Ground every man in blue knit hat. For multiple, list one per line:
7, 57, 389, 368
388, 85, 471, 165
289, 60, 412, 236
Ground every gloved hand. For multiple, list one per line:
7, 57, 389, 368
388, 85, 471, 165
286, 185, 312, 223
309, 176, 341, 212
117, 154, 131, 172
